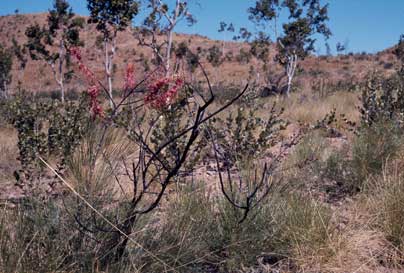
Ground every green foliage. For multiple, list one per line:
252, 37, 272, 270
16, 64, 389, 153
249, 0, 331, 60
127, 184, 332, 272
25, 23, 52, 61
249, 31, 270, 61
360, 68, 404, 127
289, 131, 325, 167
0, 196, 128, 273
24, 0, 84, 102
351, 122, 401, 187
87, 0, 139, 38
0, 44, 13, 98
206, 45, 223, 67
211, 104, 285, 166
2, 93, 91, 176
321, 121, 401, 194
174, 41, 200, 73
25, 0, 83, 61
247, 0, 331, 95
137, 0, 196, 68
236, 48, 252, 64
11, 37, 27, 69
147, 90, 203, 172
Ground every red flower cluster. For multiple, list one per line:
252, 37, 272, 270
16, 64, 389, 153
87, 85, 103, 117
124, 63, 136, 93
70, 47, 104, 118
144, 76, 184, 109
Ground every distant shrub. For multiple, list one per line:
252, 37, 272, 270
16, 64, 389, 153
211, 84, 244, 104
384, 62, 394, 69
321, 120, 401, 194
2, 93, 91, 183
35, 89, 80, 101
351, 121, 401, 189
360, 68, 404, 127
236, 48, 252, 64
356, 52, 370, 61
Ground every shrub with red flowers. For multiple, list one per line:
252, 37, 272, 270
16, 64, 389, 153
5, 39, 255, 270
124, 63, 136, 93
144, 75, 184, 109
70, 47, 104, 118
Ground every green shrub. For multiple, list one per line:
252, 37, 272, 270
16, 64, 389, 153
289, 131, 326, 167
320, 120, 401, 194
2, 93, 91, 181
351, 121, 401, 183
360, 67, 404, 127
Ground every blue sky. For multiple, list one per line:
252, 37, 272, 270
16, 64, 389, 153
1, 0, 403, 54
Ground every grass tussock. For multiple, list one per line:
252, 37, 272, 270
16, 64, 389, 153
318, 120, 403, 194
0, 127, 18, 184
280, 90, 359, 125
367, 162, 404, 253
0, 180, 335, 273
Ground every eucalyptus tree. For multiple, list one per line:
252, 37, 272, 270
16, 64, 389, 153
25, 0, 84, 102
87, 0, 139, 107
135, 0, 196, 77
218, 21, 235, 55
248, 0, 331, 96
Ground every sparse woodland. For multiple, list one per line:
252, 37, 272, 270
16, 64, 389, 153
1, 1, 404, 272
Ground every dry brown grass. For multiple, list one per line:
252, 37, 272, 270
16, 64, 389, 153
319, 200, 397, 273
0, 126, 18, 184
280, 90, 360, 125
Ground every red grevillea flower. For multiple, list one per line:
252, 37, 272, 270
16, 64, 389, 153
70, 47, 104, 118
87, 85, 103, 117
144, 75, 184, 109
124, 63, 136, 93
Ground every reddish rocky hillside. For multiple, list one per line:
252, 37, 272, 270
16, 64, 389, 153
0, 13, 399, 94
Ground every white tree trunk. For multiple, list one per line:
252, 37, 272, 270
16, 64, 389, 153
285, 54, 298, 97
105, 35, 116, 108
164, 0, 180, 77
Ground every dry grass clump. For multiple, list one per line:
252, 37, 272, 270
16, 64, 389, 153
367, 162, 404, 254
0, 127, 19, 184
128, 183, 336, 273
316, 120, 403, 194
0, 176, 336, 273
280, 90, 359, 125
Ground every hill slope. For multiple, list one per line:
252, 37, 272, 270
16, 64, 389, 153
0, 13, 399, 94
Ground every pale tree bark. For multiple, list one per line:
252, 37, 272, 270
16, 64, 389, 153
47, 36, 66, 102
285, 53, 297, 97
50, 62, 65, 103
164, 0, 181, 77
136, 0, 191, 78
104, 31, 117, 108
